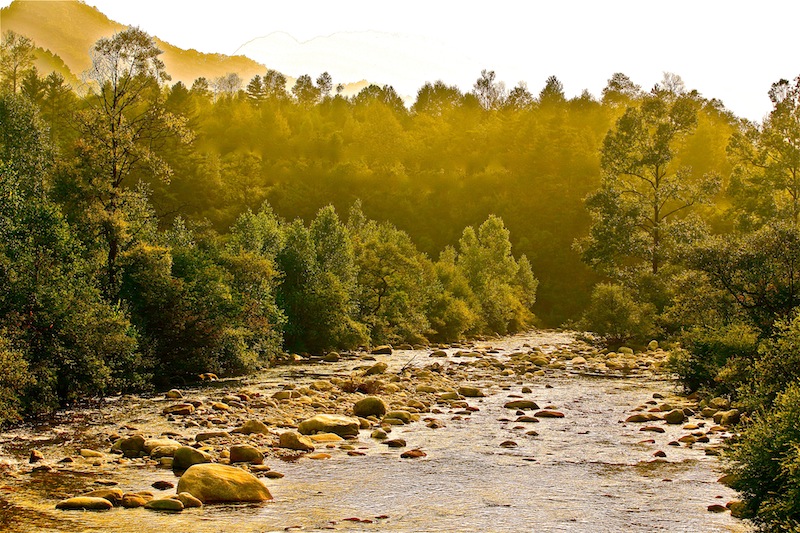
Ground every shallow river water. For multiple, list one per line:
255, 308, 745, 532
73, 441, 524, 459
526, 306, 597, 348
0, 331, 748, 532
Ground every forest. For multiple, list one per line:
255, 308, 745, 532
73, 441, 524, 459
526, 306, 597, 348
2, 26, 800, 530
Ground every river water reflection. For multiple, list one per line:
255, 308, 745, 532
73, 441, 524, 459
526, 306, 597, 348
1, 331, 748, 532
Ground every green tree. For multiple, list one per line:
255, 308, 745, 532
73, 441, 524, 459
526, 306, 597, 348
538, 75, 566, 106
577, 92, 719, 277
728, 382, 800, 531
292, 74, 321, 107
245, 74, 265, 104
412, 80, 463, 115
728, 76, 800, 227
316, 71, 333, 100
457, 215, 536, 333
472, 69, 506, 110
578, 283, 657, 346
0, 93, 142, 412
689, 223, 800, 333
263, 69, 288, 100
72, 27, 189, 296
601, 72, 642, 107
0, 30, 35, 94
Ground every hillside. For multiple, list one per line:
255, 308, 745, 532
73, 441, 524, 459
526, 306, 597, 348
0, 0, 267, 86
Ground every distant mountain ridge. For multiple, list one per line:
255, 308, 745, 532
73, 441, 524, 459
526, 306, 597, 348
0, 0, 267, 87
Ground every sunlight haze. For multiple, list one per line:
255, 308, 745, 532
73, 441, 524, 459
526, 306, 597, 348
1, 0, 794, 120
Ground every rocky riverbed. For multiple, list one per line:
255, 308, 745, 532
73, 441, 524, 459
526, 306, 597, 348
0, 330, 748, 532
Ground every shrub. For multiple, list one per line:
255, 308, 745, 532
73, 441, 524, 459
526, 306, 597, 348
578, 283, 657, 346
667, 322, 759, 394
728, 382, 800, 531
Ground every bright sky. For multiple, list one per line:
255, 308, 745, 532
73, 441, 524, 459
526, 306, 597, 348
9, 0, 800, 120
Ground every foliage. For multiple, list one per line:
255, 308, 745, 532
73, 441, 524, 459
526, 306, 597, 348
577, 283, 656, 346
576, 91, 720, 278
0, 333, 31, 425
0, 30, 35, 94
728, 75, 800, 227
689, 222, 800, 334
457, 215, 537, 334
728, 382, 800, 531
666, 323, 759, 394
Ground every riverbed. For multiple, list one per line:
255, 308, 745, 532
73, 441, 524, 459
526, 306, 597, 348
0, 331, 748, 532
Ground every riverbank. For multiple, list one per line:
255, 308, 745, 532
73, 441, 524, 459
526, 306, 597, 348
0, 331, 748, 532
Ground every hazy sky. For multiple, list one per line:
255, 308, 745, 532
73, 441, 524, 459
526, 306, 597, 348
6, 0, 799, 120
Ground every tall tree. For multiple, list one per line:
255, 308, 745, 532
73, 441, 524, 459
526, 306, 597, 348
292, 74, 320, 107
728, 75, 800, 227
472, 69, 506, 110
0, 31, 35, 94
73, 27, 188, 296
577, 92, 719, 277
538, 75, 566, 106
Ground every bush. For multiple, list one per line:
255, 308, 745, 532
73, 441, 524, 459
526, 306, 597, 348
0, 333, 31, 425
578, 283, 657, 346
728, 382, 800, 531
735, 315, 800, 413
667, 322, 759, 394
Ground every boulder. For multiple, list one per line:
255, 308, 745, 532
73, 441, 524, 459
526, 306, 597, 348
176, 464, 272, 503
150, 445, 181, 459
534, 410, 565, 418
56, 497, 113, 511
719, 409, 741, 426
384, 410, 413, 424
353, 396, 387, 418
401, 449, 427, 458
364, 362, 388, 375
298, 414, 360, 437
322, 352, 340, 362
196, 431, 230, 443
278, 431, 315, 451
530, 356, 550, 367
166, 389, 184, 399
663, 409, 686, 424
175, 492, 203, 508
232, 420, 271, 435
309, 433, 344, 443
625, 413, 661, 423
438, 392, 461, 401
81, 488, 123, 506
371, 345, 393, 355
504, 400, 540, 410
162, 403, 195, 416
111, 434, 146, 456
121, 494, 149, 508
229, 444, 264, 464
143, 438, 182, 455
457, 386, 485, 398
709, 397, 730, 410
172, 446, 213, 471
144, 498, 184, 512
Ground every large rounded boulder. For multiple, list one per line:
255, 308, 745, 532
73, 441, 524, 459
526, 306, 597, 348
176, 464, 272, 503
172, 446, 213, 471
297, 414, 360, 437
353, 397, 387, 418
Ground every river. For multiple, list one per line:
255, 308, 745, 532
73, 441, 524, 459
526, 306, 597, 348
0, 330, 748, 532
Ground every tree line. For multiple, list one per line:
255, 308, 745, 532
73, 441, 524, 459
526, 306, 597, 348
4, 26, 800, 529
0, 28, 536, 421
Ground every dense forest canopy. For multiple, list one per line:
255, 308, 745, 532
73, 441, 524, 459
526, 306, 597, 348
5, 24, 800, 530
